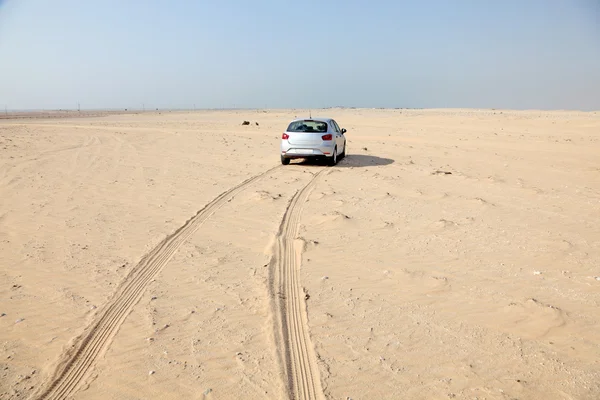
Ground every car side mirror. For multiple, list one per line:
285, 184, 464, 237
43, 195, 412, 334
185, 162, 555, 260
341, 128, 347, 134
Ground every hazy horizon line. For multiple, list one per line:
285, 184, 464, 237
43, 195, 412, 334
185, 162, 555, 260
2, 106, 599, 113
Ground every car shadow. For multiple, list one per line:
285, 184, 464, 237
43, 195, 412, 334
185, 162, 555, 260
336, 154, 394, 168
291, 158, 330, 167
292, 155, 394, 168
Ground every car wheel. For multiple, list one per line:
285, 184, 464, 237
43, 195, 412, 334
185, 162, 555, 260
328, 147, 338, 166
281, 155, 290, 165
340, 142, 346, 159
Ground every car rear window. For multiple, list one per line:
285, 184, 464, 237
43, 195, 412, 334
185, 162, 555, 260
287, 120, 328, 133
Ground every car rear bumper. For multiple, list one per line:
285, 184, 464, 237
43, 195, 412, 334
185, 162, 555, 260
281, 142, 334, 158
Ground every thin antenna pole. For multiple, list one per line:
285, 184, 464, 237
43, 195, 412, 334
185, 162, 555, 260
142, 103, 145, 112
78, 103, 80, 112
4, 105, 7, 116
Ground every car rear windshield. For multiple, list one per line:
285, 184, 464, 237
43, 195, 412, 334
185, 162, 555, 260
287, 120, 328, 133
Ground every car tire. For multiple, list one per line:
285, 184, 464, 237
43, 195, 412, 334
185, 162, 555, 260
340, 142, 346, 159
328, 147, 338, 166
281, 155, 290, 165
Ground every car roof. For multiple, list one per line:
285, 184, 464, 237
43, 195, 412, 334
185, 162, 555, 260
289, 117, 333, 123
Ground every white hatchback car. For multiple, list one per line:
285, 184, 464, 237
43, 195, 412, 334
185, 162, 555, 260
280, 118, 347, 165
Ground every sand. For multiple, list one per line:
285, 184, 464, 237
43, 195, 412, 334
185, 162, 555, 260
0, 109, 599, 399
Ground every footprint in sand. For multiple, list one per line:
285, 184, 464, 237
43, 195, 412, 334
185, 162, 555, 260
431, 218, 458, 230
501, 298, 568, 339
315, 211, 353, 225
249, 190, 282, 201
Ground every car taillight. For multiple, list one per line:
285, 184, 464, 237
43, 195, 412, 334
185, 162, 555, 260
282, 133, 289, 140
321, 134, 332, 141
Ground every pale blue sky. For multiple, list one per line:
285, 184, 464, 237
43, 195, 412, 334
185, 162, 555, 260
0, 0, 599, 110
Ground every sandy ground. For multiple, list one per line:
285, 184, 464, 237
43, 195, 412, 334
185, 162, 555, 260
1, 109, 599, 400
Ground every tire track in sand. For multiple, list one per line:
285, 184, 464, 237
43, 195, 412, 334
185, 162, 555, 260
34, 166, 280, 400
271, 169, 327, 400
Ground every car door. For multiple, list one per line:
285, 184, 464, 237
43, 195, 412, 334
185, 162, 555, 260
329, 120, 338, 152
332, 120, 344, 152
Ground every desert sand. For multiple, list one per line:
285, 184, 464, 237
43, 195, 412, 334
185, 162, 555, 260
1, 109, 599, 400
